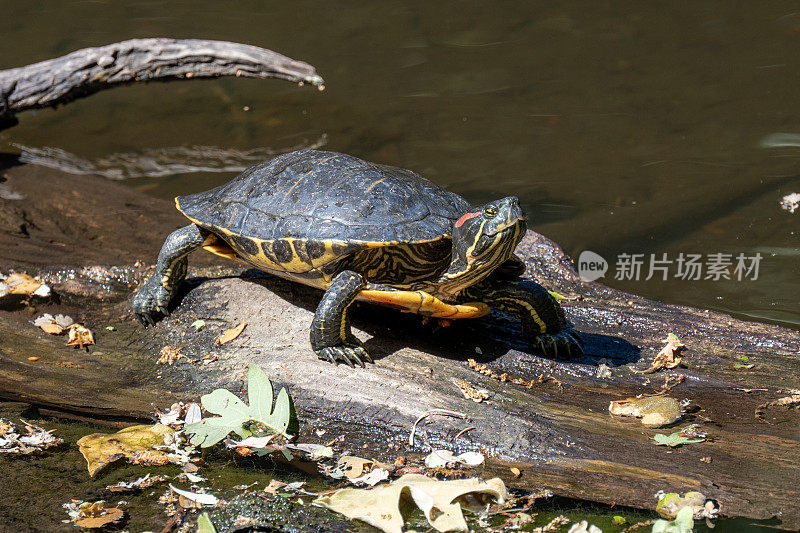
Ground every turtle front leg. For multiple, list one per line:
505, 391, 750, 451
462, 277, 583, 358
310, 270, 373, 368
132, 224, 205, 325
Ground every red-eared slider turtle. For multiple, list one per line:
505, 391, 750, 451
132, 150, 582, 366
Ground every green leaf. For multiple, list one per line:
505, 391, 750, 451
191, 320, 206, 331
547, 290, 565, 300
202, 389, 249, 418
652, 506, 694, 532
184, 364, 297, 448
248, 364, 274, 422
196, 512, 217, 533
653, 432, 705, 447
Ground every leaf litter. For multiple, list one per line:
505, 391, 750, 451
0, 418, 63, 454
32, 312, 95, 348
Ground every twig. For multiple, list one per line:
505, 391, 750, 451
409, 409, 467, 446
454, 426, 476, 440
0, 38, 323, 129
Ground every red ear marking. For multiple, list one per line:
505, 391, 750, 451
455, 211, 480, 228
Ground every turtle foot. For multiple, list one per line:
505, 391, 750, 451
131, 277, 172, 327
532, 330, 584, 359
315, 343, 373, 368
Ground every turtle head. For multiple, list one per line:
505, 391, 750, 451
440, 196, 527, 293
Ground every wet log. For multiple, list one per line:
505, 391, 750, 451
0, 38, 323, 129
1, 160, 798, 529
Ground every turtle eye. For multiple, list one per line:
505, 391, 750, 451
483, 207, 498, 218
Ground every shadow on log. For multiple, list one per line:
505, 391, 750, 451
0, 38, 324, 130
0, 160, 799, 529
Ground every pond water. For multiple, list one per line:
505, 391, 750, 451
2, 1, 799, 328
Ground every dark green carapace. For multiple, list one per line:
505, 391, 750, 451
132, 150, 582, 366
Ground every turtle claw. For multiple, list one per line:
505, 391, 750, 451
158, 306, 170, 317
315, 343, 371, 368
532, 330, 583, 360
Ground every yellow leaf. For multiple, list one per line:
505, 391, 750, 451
216, 321, 246, 345
76, 423, 173, 477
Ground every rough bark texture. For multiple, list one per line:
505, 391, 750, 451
1, 159, 798, 529
0, 38, 323, 128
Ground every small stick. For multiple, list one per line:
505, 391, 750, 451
454, 426, 477, 440
409, 409, 467, 446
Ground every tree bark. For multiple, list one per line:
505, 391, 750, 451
0, 38, 323, 129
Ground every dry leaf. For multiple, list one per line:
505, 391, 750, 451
40, 323, 64, 334
66, 324, 94, 348
34, 313, 73, 334
27, 356, 40, 362
216, 321, 246, 345
314, 474, 507, 533
510, 467, 522, 477
338, 456, 374, 479
264, 479, 287, 495
4, 273, 49, 297
76, 423, 173, 476
169, 484, 219, 506
73, 504, 124, 529
642, 334, 685, 374
158, 345, 184, 365
609, 396, 682, 427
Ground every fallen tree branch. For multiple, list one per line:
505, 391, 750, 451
0, 38, 324, 129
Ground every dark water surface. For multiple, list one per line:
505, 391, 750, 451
2, 1, 799, 327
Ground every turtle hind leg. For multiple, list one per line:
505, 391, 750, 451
463, 277, 583, 359
310, 270, 372, 368
132, 224, 205, 325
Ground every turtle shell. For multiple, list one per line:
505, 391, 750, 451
177, 150, 472, 245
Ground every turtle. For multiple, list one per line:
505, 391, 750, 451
132, 150, 582, 367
